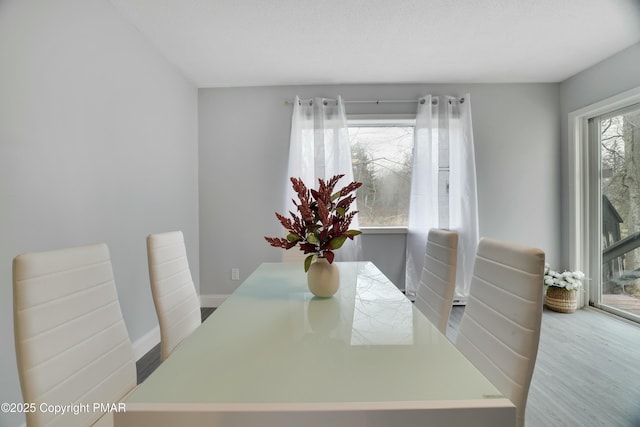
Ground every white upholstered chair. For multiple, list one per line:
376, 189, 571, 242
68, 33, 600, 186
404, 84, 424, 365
13, 243, 137, 427
455, 237, 545, 427
147, 231, 201, 361
414, 228, 458, 334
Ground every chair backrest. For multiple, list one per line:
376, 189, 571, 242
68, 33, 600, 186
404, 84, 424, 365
13, 243, 136, 427
147, 231, 201, 361
455, 237, 544, 427
414, 228, 458, 334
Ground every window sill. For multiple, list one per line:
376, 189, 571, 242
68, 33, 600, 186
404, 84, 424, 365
360, 226, 408, 235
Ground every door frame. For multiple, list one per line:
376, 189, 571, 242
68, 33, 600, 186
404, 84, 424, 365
568, 86, 640, 314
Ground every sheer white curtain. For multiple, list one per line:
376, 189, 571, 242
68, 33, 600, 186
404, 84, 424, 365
405, 94, 479, 302
286, 96, 361, 261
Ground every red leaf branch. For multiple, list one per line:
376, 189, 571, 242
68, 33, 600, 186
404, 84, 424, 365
265, 174, 363, 270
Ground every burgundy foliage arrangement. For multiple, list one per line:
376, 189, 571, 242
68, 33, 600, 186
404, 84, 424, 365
265, 174, 362, 271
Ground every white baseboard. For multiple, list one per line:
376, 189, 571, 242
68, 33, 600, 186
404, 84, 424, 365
132, 325, 160, 361
200, 294, 229, 308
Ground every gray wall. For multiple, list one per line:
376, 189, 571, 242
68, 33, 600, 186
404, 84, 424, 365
559, 42, 640, 267
0, 1, 198, 426
198, 83, 561, 296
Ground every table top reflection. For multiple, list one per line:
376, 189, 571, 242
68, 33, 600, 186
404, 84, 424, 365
116, 262, 514, 427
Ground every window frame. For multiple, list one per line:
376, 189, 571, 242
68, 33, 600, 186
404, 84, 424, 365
347, 114, 416, 234
568, 86, 640, 313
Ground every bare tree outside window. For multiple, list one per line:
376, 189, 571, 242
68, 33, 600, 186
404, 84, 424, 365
600, 108, 640, 303
348, 126, 414, 227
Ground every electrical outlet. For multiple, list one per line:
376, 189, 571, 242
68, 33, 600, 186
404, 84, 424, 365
231, 268, 240, 281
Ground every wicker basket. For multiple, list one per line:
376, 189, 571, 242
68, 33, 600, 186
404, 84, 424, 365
544, 287, 577, 313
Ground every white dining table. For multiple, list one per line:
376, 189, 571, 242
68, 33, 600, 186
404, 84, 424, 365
115, 262, 515, 427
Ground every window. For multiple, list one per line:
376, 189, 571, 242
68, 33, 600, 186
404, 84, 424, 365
591, 103, 640, 322
568, 86, 640, 322
348, 117, 415, 228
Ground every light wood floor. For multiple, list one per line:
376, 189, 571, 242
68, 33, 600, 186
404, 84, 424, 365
602, 293, 640, 317
448, 306, 640, 427
138, 306, 640, 426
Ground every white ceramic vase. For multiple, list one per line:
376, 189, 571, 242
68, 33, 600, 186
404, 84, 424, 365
307, 257, 340, 298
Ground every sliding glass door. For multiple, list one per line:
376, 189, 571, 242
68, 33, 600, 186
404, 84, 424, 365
592, 103, 640, 321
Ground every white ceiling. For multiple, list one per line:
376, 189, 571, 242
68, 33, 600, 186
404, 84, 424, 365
109, 0, 640, 88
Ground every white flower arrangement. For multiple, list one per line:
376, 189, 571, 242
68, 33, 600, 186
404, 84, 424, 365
544, 264, 585, 291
